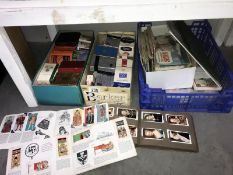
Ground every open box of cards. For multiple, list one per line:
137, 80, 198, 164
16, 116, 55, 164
109, 107, 198, 152
32, 31, 94, 105
80, 32, 135, 107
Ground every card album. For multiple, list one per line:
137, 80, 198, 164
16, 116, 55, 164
110, 107, 198, 152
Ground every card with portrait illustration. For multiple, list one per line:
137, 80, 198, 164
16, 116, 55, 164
117, 108, 138, 120
167, 130, 191, 144
1, 115, 15, 133
166, 114, 189, 126
11, 148, 21, 169
128, 125, 137, 138
108, 107, 115, 118
96, 103, 109, 123
141, 112, 164, 123
142, 128, 165, 140
116, 120, 127, 138
57, 137, 69, 157
84, 106, 95, 125
72, 108, 84, 128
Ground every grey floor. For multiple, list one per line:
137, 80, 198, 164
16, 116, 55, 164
0, 43, 233, 175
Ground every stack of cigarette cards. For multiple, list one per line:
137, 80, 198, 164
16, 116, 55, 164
110, 107, 198, 152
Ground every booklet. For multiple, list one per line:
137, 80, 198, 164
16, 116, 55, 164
0, 103, 110, 149
5, 117, 137, 175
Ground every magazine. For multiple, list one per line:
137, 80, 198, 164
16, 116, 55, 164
5, 117, 136, 175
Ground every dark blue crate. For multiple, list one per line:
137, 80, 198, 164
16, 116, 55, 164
138, 20, 233, 113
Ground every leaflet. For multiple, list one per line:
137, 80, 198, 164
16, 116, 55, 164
5, 117, 137, 175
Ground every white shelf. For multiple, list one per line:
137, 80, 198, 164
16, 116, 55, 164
1, 0, 233, 26
0, 0, 233, 107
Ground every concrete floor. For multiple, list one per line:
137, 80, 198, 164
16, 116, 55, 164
0, 43, 233, 175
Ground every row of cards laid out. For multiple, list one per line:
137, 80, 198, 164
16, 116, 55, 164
129, 126, 192, 144
109, 107, 189, 127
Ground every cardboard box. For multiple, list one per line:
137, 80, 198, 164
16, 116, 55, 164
139, 24, 196, 90
32, 31, 94, 106
145, 67, 196, 90
81, 32, 135, 107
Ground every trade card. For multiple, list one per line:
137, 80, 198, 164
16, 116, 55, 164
156, 50, 173, 64
28, 160, 49, 174
25, 113, 38, 131
117, 108, 138, 120
24, 143, 40, 159
167, 130, 192, 144
84, 106, 95, 125
96, 103, 109, 123
58, 125, 69, 135
116, 120, 127, 138
94, 140, 114, 156
12, 114, 26, 132
142, 128, 165, 140
72, 149, 90, 173
108, 107, 115, 118
34, 112, 56, 140
72, 108, 84, 128
37, 113, 52, 130
76, 150, 88, 166
55, 110, 72, 136
11, 148, 21, 169
166, 114, 189, 126
58, 137, 69, 157
73, 130, 91, 143
58, 111, 71, 125
95, 122, 115, 140
1, 115, 14, 133
129, 125, 137, 137
141, 111, 164, 123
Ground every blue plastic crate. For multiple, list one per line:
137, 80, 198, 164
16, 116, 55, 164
138, 20, 233, 113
